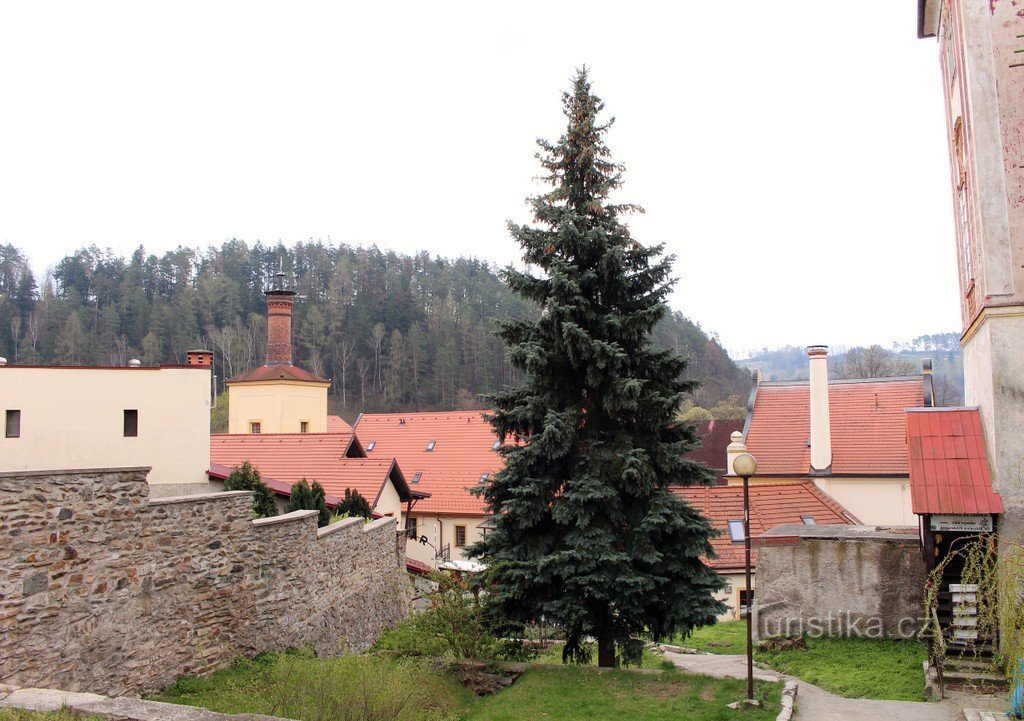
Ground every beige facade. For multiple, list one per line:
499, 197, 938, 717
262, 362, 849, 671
725, 475, 913, 526
0, 366, 212, 495
405, 513, 488, 567
717, 572, 751, 622
227, 380, 329, 434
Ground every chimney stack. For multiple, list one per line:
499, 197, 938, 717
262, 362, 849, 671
265, 267, 296, 366
807, 345, 832, 473
186, 349, 213, 367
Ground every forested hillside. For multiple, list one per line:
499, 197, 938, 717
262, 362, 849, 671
0, 241, 750, 416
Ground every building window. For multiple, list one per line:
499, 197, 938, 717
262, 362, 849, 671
366, 440, 376, 451
454, 525, 467, 547
406, 516, 418, 539
425, 440, 436, 451
411, 472, 422, 484
250, 421, 261, 434
300, 421, 309, 434
5, 410, 20, 438
801, 515, 816, 525
123, 409, 138, 437
739, 589, 754, 609
728, 520, 745, 543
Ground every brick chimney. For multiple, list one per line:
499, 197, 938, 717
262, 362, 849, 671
265, 268, 296, 366
808, 345, 832, 473
186, 349, 213, 367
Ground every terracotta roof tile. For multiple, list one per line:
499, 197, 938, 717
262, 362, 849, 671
685, 419, 745, 482
906, 408, 1002, 515
226, 364, 328, 384
209, 431, 411, 506
672, 482, 854, 570
745, 378, 924, 475
356, 411, 500, 515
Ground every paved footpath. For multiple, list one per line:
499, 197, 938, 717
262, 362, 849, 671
662, 650, 988, 721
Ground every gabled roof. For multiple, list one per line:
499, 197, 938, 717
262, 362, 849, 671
327, 415, 354, 434
672, 482, 856, 571
685, 419, 745, 482
745, 377, 924, 476
208, 461, 344, 506
209, 431, 420, 506
907, 408, 1003, 516
226, 363, 328, 384
355, 411, 501, 515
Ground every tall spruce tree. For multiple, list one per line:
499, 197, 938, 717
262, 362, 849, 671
471, 69, 725, 668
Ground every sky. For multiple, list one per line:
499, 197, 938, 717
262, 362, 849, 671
0, 1, 961, 358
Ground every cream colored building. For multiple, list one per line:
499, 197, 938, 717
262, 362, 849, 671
0, 360, 213, 497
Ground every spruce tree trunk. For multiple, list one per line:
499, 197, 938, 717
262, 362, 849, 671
597, 629, 616, 668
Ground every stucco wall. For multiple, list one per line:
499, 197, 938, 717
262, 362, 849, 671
0, 367, 211, 492
405, 513, 488, 566
732, 476, 913, 526
0, 468, 410, 696
227, 381, 329, 434
754, 525, 925, 641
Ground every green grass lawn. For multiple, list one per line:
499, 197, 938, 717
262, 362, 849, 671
756, 635, 928, 702
535, 642, 673, 670
151, 650, 782, 721
671, 620, 748, 655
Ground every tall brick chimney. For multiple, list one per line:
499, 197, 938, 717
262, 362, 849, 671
265, 268, 296, 366
807, 345, 832, 473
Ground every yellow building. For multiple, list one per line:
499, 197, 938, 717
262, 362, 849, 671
0, 354, 214, 497
227, 269, 330, 435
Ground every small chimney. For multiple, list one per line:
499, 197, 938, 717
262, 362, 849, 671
265, 266, 296, 366
726, 431, 747, 477
186, 349, 213, 367
922, 358, 935, 407
807, 345, 832, 472
128, 359, 142, 367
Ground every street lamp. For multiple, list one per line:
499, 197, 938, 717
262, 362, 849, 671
733, 451, 758, 703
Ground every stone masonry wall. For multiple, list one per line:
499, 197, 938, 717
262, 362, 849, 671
754, 525, 926, 641
0, 468, 410, 696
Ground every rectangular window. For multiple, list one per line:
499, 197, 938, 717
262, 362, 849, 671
739, 589, 754, 609
727, 520, 745, 543
454, 525, 467, 547
406, 516, 418, 539
366, 440, 376, 451
300, 421, 309, 434
250, 421, 261, 434
411, 472, 422, 484
5, 410, 20, 438
425, 440, 436, 451
801, 515, 816, 525
123, 409, 138, 437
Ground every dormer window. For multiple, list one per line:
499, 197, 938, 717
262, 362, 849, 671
411, 472, 422, 484
425, 441, 436, 452
491, 439, 501, 451
366, 441, 376, 451
728, 520, 745, 543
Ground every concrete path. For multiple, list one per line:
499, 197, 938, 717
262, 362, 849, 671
662, 650, 964, 721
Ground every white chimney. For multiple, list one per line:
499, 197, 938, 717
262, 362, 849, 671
808, 345, 832, 472
726, 431, 747, 477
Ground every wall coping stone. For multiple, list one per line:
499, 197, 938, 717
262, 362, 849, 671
0, 466, 152, 479
317, 516, 363, 537
762, 523, 921, 542
363, 516, 396, 533
150, 491, 252, 506
252, 509, 318, 527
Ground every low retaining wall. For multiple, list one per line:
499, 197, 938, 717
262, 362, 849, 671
754, 524, 925, 640
0, 468, 410, 696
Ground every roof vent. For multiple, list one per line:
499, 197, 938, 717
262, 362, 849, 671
0, 357, 7, 366
491, 439, 501, 451
128, 359, 142, 367
479, 473, 489, 484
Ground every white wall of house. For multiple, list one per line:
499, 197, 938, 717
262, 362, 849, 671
1, 366, 212, 496
405, 513, 488, 567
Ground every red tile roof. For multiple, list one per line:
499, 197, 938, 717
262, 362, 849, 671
672, 482, 855, 570
745, 378, 924, 476
356, 411, 501, 515
907, 408, 1003, 515
686, 419, 745, 482
226, 363, 328, 384
208, 461, 345, 506
210, 431, 416, 506
327, 415, 353, 434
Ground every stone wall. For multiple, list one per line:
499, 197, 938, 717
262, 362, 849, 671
754, 524, 925, 641
0, 467, 410, 696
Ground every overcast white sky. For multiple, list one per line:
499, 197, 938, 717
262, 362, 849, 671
0, 1, 960, 357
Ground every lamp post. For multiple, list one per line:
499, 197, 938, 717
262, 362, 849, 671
732, 451, 758, 703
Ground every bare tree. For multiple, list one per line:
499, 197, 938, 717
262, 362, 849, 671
371, 323, 386, 392
833, 345, 916, 380
9, 315, 20, 363
356, 356, 371, 409
334, 340, 355, 406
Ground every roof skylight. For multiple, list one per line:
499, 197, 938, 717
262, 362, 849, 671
425, 440, 436, 451
412, 472, 422, 484
728, 520, 745, 543
366, 441, 376, 451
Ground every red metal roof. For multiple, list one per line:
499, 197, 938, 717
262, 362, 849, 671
209, 431, 417, 506
907, 408, 1003, 515
745, 377, 924, 475
672, 482, 855, 570
356, 411, 501, 515
226, 363, 328, 384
